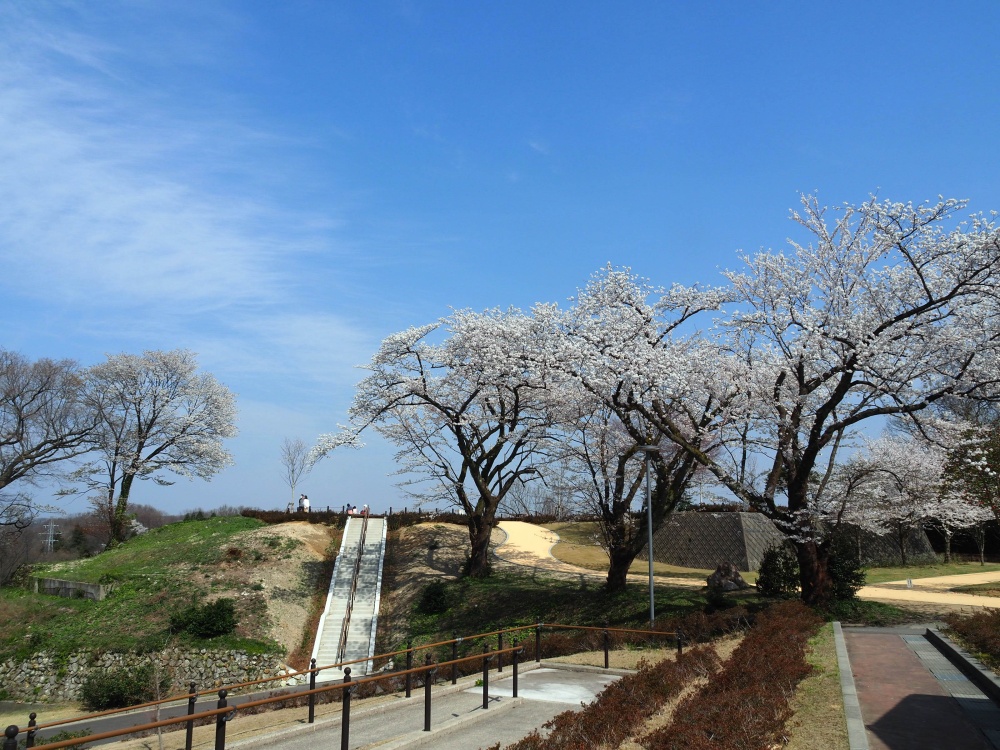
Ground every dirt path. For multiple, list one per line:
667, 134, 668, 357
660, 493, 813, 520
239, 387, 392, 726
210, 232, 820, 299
495, 521, 703, 588
496, 521, 1000, 612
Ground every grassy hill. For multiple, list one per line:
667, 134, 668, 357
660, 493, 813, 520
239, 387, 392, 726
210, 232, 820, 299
0, 516, 314, 662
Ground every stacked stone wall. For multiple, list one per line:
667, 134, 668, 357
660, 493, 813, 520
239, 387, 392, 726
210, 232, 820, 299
0, 648, 300, 703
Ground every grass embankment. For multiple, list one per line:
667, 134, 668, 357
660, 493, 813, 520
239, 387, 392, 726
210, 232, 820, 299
784, 622, 850, 750
402, 569, 722, 648
1, 517, 297, 661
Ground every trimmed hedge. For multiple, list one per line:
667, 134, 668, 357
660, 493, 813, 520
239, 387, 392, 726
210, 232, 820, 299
489, 601, 821, 750
944, 608, 1000, 671
494, 646, 721, 750
643, 600, 822, 749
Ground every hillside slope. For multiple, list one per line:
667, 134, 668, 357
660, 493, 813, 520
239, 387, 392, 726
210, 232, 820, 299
2, 517, 338, 661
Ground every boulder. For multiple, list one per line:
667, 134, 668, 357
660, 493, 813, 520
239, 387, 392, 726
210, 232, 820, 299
706, 562, 750, 591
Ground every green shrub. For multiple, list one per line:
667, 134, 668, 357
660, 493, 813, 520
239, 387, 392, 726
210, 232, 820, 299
756, 544, 799, 597
169, 598, 237, 638
34, 728, 92, 748
828, 532, 866, 601
80, 664, 168, 711
416, 580, 451, 615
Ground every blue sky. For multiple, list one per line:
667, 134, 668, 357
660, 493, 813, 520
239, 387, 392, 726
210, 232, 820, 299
3, 1, 999, 515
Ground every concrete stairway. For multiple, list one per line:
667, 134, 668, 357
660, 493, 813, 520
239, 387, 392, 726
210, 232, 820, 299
310, 515, 387, 679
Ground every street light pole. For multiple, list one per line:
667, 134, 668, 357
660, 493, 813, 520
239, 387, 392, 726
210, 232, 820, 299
639, 445, 658, 627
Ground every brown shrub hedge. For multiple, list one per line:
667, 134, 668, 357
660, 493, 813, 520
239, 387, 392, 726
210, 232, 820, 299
944, 608, 1000, 671
643, 600, 822, 750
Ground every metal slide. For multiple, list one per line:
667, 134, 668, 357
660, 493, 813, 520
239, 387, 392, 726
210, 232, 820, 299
310, 514, 387, 678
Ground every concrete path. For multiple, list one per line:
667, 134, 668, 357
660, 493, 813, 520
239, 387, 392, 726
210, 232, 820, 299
230, 663, 621, 750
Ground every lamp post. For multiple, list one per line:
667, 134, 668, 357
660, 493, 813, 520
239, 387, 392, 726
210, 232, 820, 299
639, 445, 658, 627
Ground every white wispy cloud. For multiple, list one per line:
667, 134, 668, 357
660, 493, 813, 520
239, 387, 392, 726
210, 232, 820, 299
0, 0, 332, 311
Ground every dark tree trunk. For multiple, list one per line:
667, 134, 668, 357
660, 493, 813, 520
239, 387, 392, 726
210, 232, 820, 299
606, 546, 638, 592
796, 539, 833, 606
465, 513, 493, 578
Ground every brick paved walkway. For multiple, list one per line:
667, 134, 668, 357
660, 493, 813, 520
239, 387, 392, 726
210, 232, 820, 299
845, 629, 1000, 749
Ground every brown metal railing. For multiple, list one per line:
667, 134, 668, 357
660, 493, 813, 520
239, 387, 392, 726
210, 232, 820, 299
5, 622, 681, 750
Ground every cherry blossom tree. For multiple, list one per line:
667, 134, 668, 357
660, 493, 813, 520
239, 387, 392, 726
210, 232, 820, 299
73, 350, 237, 547
832, 436, 948, 565
667, 196, 1000, 603
561, 198, 1000, 604
314, 310, 553, 577
534, 267, 729, 591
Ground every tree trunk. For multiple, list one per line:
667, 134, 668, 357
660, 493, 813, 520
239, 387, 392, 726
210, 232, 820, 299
795, 540, 833, 606
943, 529, 952, 564
108, 476, 135, 548
606, 546, 637, 593
897, 524, 908, 566
465, 514, 493, 578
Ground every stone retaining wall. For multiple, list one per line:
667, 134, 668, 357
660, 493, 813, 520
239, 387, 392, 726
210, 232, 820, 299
0, 648, 301, 702
31, 577, 110, 601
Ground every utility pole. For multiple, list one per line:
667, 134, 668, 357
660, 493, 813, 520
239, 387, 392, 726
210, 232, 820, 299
39, 520, 60, 554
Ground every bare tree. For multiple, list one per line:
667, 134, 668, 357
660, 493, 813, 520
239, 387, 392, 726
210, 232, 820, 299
280, 438, 311, 505
0, 349, 94, 576
0, 349, 94, 492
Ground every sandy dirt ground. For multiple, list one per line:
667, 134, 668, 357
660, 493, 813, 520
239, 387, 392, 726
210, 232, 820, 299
225, 521, 336, 656
496, 520, 1000, 613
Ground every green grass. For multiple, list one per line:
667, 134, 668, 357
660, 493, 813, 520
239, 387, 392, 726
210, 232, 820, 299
0, 516, 285, 661
35, 516, 266, 583
818, 599, 914, 626
863, 560, 1000, 584
399, 569, 753, 649
951, 582, 1000, 597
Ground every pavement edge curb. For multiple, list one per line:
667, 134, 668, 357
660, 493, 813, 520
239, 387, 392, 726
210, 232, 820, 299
925, 627, 1000, 706
833, 621, 870, 750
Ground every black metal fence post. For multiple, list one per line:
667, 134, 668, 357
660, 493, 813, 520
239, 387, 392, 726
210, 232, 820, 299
185, 682, 197, 750
26, 712, 37, 749
512, 642, 520, 698
405, 641, 413, 698
4, 726, 18, 750
451, 634, 460, 685
214, 690, 228, 750
497, 630, 503, 673
482, 645, 490, 710
603, 627, 610, 669
423, 654, 433, 731
308, 658, 317, 724
535, 623, 542, 663
341, 668, 352, 750
677, 628, 684, 655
